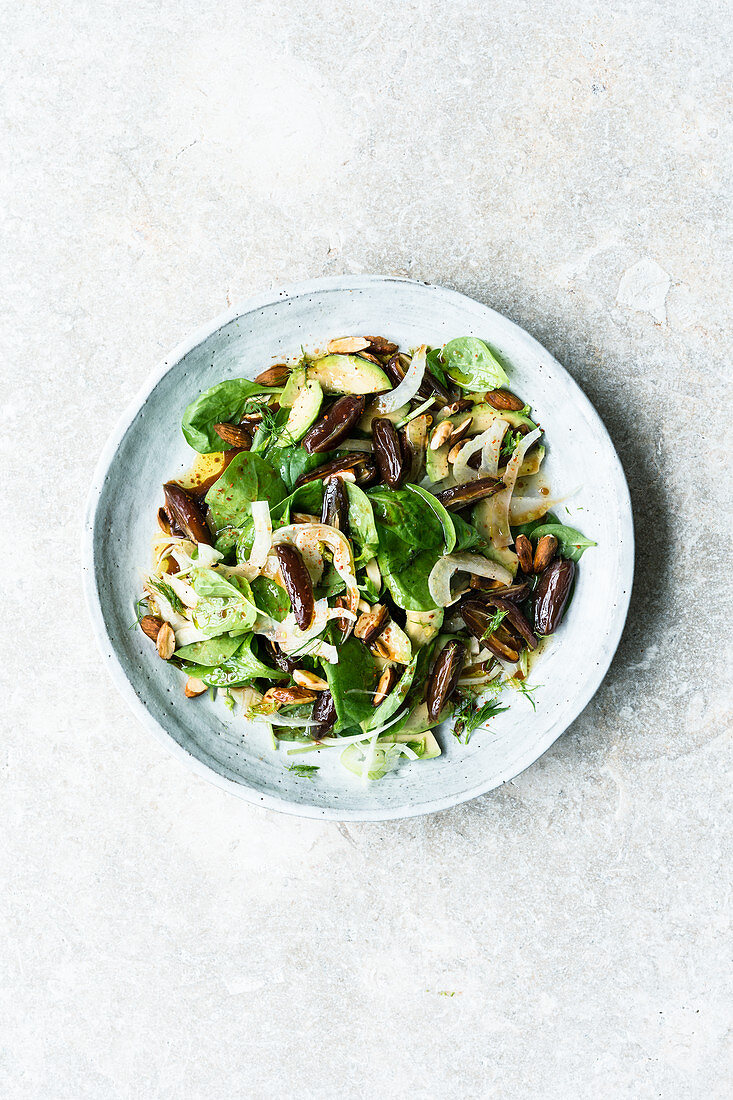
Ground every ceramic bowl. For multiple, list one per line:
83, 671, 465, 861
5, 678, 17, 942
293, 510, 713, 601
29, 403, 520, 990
83, 276, 633, 820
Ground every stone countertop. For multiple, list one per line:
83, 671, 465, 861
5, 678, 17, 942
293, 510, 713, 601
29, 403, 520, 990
2, 2, 731, 1097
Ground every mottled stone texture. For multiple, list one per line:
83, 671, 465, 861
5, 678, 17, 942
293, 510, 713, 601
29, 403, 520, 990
1, 1, 731, 1098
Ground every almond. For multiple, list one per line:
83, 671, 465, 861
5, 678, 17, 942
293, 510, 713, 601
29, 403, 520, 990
429, 421, 453, 450
365, 336, 399, 355
293, 669, 329, 691
255, 363, 290, 386
449, 416, 473, 444
261, 685, 318, 710
140, 615, 163, 642
485, 389, 525, 412
373, 666, 397, 706
533, 534, 558, 574
447, 441, 463, 464
213, 422, 253, 448
156, 621, 175, 660
515, 534, 534, 575
327, 336, 371, 354
185, 677, 207, 698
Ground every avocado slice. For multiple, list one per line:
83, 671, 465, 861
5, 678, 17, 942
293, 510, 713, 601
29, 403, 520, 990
425, 441, 450, 483
404, 609, 444, 648
308, 354, 391, 395
280, 366, 306, 409
280, 378, 323, 443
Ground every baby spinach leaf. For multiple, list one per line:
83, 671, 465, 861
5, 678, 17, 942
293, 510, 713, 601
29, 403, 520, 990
382, 548, 441, 611
251, 576, 290, 621
322, 631, 381, 733
266, 444, 335, 491
530, 523, 597, 562
440, 337, 509, 392
425, 347, 450, 388
190, 571, 258, 638
190, 568, 243, 600
511, 512, 561, 540
451, 511, 486, 552
364, 652, 419, 732
205, 452, 286, 533
182, 379, 279, 453
345, 482, 379, 564
403, 484, 456, 553
180, 634, 288, 686
174, 634, 242, 666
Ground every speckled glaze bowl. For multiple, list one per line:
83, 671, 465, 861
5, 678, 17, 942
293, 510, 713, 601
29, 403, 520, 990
83, 276, 633, 820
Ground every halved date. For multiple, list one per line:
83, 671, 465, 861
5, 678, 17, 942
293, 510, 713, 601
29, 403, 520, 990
434, 477, 504, 512
163, 482, 213, 545
275, 544, 314, 630
321, 476, 349, 531
426, 640, 466, 720
372, 417, 407, 488
534, 558, 575, 635
311, 690, 337, 738
302, 395, 366, 454
295, 452, 376, 488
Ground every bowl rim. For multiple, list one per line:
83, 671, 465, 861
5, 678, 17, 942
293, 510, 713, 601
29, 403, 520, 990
82, 274, 634, 820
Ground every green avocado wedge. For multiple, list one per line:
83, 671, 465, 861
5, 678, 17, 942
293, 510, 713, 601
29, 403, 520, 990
307, 354, 391, 395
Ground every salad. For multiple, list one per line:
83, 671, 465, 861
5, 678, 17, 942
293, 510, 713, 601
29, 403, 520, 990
137, 335, 594, 782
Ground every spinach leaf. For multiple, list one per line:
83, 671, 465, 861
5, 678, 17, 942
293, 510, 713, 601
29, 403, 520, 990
382, 548, 440, 611
403, 484, 456, 553
530, 523, 597, 562
451, 511, 486, 552
182, 379, 279, 453
364, 652, 419, 731
174, 634, 242, 666
251, 576, 290, 621
205, 452, 286, 532
345, 482, 379, 564
440, 337, 509, 392
180, 634, 288, 686
235, 480, 324, 563
369, 486, 445, 574
266, 444, 335, 491
190, 570, 258, 638
425, 347, 450, 388
322, 631, 381, 733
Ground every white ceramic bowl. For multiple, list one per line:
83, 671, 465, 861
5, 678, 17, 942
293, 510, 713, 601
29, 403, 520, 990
83, 276, 633, 820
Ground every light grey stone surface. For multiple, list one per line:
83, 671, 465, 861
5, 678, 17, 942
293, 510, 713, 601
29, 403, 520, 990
2, 1, 731, 1097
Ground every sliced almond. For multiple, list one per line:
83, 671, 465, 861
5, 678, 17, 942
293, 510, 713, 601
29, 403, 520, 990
261, 685, 318, 711
514, 534, 534, 575
365, 336, 399, 355
327, 336, 371, 355
293, 669, 329, 691
447, 441, 463, 464
255, 363, 290, 386
533, 534, 558, 574
156, 621, 175, 660
449, 416, 473, 444
442, 399, 474, 417
185, 677, 207, 698
373, 666, 397, 706
140, 615, 163, 642
214, 422, 253, 448
354, 603, 390, 646
429, 421, 453, 450
485, 389, 525, 411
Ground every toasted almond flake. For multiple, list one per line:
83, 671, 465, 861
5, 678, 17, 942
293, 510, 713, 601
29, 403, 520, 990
429, 421, 453, 450
185, 677, 207, 698
327, 336, 371, 354
156, 622, 176, 660
293, 669, 329, 691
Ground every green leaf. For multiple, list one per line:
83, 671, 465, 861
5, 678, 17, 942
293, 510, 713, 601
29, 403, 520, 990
174, 634, 242, 665
182, 380, 279, 453
322, 631, 382, 733
250, 576, 290, 621
364, 653, 419, 732
530, 523, 597, 562
180, 634, 288, 686
345, 482, 379, 564
403, 484, 456, 553
205, 452, 286, 533
382, 548, 441, 611
190, 571, 258, 638
425, 347, 450, 388
440, 337, 509, 392
265, 444, 336, 492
